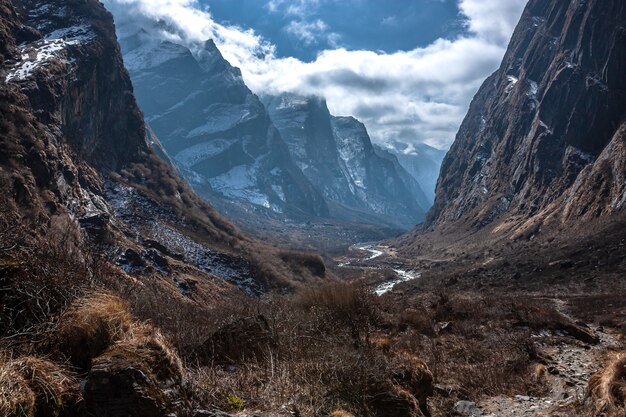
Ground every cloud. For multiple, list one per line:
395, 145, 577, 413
267, 0, 322, 17
284, 19, 339, 46
102, 0, 527, 149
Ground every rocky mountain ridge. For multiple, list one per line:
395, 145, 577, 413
426, 0, 626, 236
264, 93, 430, 228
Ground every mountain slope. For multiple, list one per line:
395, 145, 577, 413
0, 0, 326, 302
426, 0, 626, 234
116, 28, 328, 219
264, 93, 429, 228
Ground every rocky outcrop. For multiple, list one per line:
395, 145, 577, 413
84, 330, 188, 417
115, 26, 328, 219
427, 0, 626, 232
264, 94, 429, 228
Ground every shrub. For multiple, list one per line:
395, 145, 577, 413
0, 354, 80, 417
51, 292, 133, 370
296, 281, 377, 342
588, 352, 626, 415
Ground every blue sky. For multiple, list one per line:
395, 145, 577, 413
104, 0, 527, 149
201, 0, 464, 61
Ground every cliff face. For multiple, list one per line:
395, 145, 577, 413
264, 94, 429, 228
0, 0, 321, 298
428, 0, 626, 231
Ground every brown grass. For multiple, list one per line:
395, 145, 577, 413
51, 291, 133, 370
589, 352, 626, 415
329, 410, 355, 417
118, 322, 184, 381
0, 354, 80, 417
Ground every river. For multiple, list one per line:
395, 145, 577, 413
339, 244, 421, 295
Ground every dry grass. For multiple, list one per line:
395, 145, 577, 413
51, 291, 133, 370
0, 354, 80, 417
588, 352, 626, 415
329, 410, 355, 417
117, 322, 184, 381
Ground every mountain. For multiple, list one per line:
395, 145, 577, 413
379, 142, 446, 204
264, 93, 430, 229
425, 0, 626, 235
116, 28, 328, 219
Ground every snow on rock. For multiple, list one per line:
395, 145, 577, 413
209, 164, 271, 208
6, 40, 68, 82
123, 41, 190, 72
5, 23, 95, 82
505, 75, 519, 94
174, 139, 236, 168
527, 79, 539, 109
186, 105, 254, 137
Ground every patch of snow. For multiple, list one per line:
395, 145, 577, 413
5, 23, 94, 82
479, 116, 487, 133
505, 75, 519, 94
209, 164, 270, 208
174, 138, 236, 167
6, 40, 68, 82
45, 24, 96, 44
272, 184, 286, 202
527, 79, 539, 110
531, 16, 546, 27
186, 105, 254, 137
123, 41, 190, 71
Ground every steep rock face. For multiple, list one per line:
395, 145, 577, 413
381, 143, 446, 204
264, 94, 428, 228
429, 0, 626, 230
116, 29, 328, 219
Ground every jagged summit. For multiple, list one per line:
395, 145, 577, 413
264, 92, 430, 228
115, 24, 329, 219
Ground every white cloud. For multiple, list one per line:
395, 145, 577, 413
267, 0, 322, 17
103, 0, 527, 149
285, 19, 338, 46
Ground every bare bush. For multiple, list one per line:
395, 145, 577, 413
588, 352, 626, 415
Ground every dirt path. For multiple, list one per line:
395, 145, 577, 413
457, 301, 620, 417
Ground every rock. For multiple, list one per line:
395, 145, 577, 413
118, 248, 146, 268
263, 94, 429, 228
454, 400, 481, 416
83, 329, 187, 417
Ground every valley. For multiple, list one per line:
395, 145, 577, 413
0, 0, 624, 416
